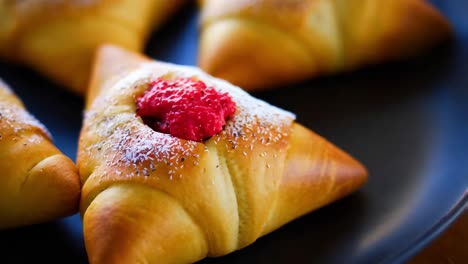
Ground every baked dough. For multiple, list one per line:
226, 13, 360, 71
0, 79, 80, 229
0, 0, 184, 94
198, 0, 452, 90
78, 45, 368, 263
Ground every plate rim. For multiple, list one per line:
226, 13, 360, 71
384, 192, 467, 263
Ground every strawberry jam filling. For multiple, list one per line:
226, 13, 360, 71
136, 78, 236, 142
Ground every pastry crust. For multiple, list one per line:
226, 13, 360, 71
198, 0, 452, 90
79, 45, 368, 263
0, 0, 184, 94
0, 79, 80, 229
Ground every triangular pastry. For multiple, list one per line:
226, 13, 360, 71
198, 0, 452, 90
0, 0, 184, 95
78, 45, 368, 263
0, 79, 80, 229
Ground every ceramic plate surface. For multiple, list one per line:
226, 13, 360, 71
0, 1, 466, 263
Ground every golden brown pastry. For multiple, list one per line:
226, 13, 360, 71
0, 78, 80, 229
198, 0, 452, 90
0, 0, 184, 95
78, 45, 368, 263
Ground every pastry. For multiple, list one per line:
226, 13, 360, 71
78, 45, 368, 263
0, 79, 80, 229
0, 0, 184, 94
198, 0, 452, 90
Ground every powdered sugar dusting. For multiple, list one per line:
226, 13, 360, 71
114, 61, 296, 141
0, 102, 51, 140
81, 61, 295, 183
99, 122, 198, 182
148, 62, 296, 147
0, 79, 13, 94
110, 123, 198, 167
0, 81, 50, 139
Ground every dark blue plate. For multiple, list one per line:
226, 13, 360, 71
0, 1, 466, 263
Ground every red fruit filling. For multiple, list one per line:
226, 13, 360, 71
136, 78, 236, 142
